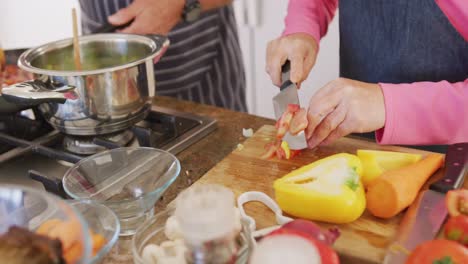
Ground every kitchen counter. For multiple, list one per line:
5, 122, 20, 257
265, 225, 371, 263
152, 96, 274, 210
104, 96, 274, 263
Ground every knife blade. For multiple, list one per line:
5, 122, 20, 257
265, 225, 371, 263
272, 60, 308, 150
383, 142, 468, 264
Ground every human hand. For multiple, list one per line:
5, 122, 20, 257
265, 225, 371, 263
108, 0, 185, 35
305, 78, 386, 148
266, 33, 318, 87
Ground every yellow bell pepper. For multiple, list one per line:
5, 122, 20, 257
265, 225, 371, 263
357, 149, 422, 186
273, 153, 366, 224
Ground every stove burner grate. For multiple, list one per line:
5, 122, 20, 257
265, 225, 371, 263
0, 106, 217, 197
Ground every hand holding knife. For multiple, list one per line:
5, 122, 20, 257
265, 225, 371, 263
272, 60, 308, 150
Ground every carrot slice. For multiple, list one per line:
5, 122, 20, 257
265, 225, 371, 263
91, 233, 106, 256
366, 154, 444, 218
36, 218, 62, 235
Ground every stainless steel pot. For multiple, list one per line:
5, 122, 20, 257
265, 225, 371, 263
2, 34, 169, 136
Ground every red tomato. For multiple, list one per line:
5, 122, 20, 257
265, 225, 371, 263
290, 149, 302, 159
444, 215, 468, 246
405, 239, 468, 264
446, 189, 468, 217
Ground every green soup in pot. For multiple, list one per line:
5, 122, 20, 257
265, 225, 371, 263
31, 40, 152, 71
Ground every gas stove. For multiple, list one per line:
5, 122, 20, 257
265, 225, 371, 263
0, 105, 216, 192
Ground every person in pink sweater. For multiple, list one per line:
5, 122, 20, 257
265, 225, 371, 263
266, 0, 468, 151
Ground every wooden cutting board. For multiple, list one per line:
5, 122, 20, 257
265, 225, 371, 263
195, 125, 445, 264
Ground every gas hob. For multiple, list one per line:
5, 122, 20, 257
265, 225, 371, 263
0, 105, 216, 191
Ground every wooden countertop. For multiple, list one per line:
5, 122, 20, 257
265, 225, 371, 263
103, 96, 274, 263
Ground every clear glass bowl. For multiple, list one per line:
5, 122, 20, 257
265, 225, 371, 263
0, 184, 92, 263
63, 147, 181, 236
69, 200, 120, 264
132, 209, 253, 264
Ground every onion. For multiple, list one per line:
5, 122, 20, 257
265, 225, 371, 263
250, 234, 322, 264
281, 219, 340, 245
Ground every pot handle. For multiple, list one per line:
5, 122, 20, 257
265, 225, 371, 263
2, 79, 77, 106
146, 34, 170, 64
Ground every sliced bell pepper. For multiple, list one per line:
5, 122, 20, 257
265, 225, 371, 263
280, 141, 291, 159
446, 189, 468, 217
276, 104, 300, 139
357, 149, 422, 186
444, 190, 468, 246
274, 153, 366, 224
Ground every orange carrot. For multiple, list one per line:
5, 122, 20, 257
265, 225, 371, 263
64, 241, 83, 264
91, 232, 106, 256
36, 218, 62, 235
36, 218, 84, 263
366, 154, 444, 218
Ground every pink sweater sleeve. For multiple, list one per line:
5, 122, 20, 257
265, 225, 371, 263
436, 0, 468, 42
282, 0, 338, 44
376, 80, 468, 145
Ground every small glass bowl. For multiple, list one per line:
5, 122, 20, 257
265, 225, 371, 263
63, 147, 181, 236
132, 209, 253, 264
0, 184, 92, 263
69, 200, 120, 264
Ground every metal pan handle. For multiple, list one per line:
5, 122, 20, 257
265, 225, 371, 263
2, 80, 76, 106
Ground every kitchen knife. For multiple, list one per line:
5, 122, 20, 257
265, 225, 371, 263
272, 60, 308, 150
383, 142, 468, 264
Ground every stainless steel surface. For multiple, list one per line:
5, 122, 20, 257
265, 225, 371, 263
2, 78, 76, 104
384, 143, 468, 264
63, 129, 134, 155
2, 34, 169, 136
383, 190, 447, 264
0, 106, 217, 191
151, 106, 217, 155
272, 62, 308, 150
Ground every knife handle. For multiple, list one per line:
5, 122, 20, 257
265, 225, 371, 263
429, 142, 468, 193
280, 60, 293, 91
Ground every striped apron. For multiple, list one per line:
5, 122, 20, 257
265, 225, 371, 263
79, 0, 247, 112
339, 0, 468, 153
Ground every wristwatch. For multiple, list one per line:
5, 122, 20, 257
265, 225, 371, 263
182, 0, 202, 23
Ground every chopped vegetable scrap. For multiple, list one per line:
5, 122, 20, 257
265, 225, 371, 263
36, 218, 106, 263
262, 104, 308, 160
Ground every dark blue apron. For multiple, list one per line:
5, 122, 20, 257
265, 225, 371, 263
339, 0, 468, 153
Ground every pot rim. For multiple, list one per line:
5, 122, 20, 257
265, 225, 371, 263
17, 33, 169, 76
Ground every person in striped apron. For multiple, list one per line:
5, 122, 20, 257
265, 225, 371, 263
79, 0, 247, 112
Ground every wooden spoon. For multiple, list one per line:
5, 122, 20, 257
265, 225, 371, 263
72, 8, 82, 71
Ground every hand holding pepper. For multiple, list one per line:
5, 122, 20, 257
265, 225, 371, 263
305, 78, 385, 148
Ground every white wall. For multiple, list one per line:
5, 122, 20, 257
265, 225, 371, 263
235, 0, 340, 118
300, 15, 340, 109
0, 0, 81, 50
